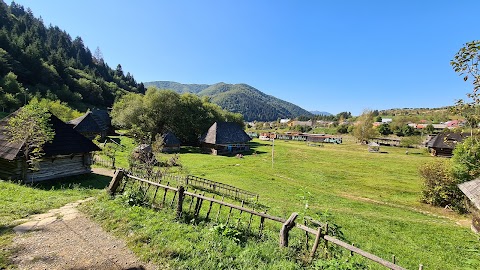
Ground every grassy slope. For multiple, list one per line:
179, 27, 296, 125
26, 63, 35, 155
166, 138, 480, 270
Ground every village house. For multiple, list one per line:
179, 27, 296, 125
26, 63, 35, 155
200, 122, 252, 155
67, 109, 112, 140
287, 120, 313, 127
426, 132, 469, 157
381, 118, 392, 124
161, 131, 181, 153
0, 111, 100, 182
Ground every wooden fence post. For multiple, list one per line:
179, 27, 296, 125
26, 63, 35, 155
176, 186, 185, 219
310, 226, 323, 258
108, 169, 124, 195
279, 212, 298, 247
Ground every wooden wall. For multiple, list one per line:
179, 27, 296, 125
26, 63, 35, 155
0, 158, 22, 180
26, 154, 92, 182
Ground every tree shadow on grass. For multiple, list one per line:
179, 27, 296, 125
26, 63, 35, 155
30, 173, 111, 191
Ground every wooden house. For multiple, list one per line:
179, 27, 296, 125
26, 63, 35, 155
426, 132, 469, 157
67, 110, 111, 140
0, 111, 100, 182
200, 122, 251, 155
161, 132, 181, 153
458, 179, 480, 233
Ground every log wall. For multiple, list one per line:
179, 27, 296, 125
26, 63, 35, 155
26, 154, 92, 182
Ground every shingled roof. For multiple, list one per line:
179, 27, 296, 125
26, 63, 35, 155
0, 110, 100, 161
459, 178, 480, 210
201, 122, 251, 145
426, 132, 469, 149
162, 131, 180, 146
68, 111, 108, 133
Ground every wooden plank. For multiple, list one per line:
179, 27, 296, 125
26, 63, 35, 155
205, 195, 214, 220
176, 186, 185, 219
323, 235, 407, 270
279, 212, 298, 247
108, 169, 124, 195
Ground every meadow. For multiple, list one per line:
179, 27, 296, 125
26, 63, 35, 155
93, 135, 480, 269
2, 136, 480, 269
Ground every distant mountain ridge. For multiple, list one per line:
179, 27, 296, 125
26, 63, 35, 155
144, 81, 313, 121
310, 111, 332, 116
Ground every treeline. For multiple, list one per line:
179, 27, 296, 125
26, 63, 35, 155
0, 1, 144, 112
111, 88, 244, 145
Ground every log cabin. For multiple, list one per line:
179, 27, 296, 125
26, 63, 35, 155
0, 111, 100, 182
200, 122, 251, 155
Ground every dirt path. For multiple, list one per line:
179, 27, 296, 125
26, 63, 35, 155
11, 198, 160, 270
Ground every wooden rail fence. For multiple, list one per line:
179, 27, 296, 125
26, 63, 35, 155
93, 154, 115, 169
108, 170, 423, 270
126, 168, 259, 203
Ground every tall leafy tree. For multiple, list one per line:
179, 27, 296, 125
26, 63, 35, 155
352, 109, 377, 143
6, 100, 55, 174
111, 88, 244, 145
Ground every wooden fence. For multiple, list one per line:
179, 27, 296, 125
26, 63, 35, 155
108, 170, 422, 270
126, 168, 259, 203
93, 154, 115, 169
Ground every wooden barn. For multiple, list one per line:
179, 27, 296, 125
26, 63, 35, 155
426, 132, 469, 157
200, 122, 251, 155
67, 109, 111, 140
0, 111, 100, 182
458, 179, 480, 233
161, 131, 181, 153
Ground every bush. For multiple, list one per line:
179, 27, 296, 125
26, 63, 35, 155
451, 136, 480, 182
419, 159, 467, 213
336, 125, 349, 134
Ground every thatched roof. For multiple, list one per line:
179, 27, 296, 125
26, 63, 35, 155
162, 132, 180, 146
200, 122, 251, 145
0, 110, 100, 161
459, 178, 480, 210
68, 111, 108, 133
426, 132, 469, 149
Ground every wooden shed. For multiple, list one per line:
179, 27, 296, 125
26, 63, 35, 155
161, 132, 181, 153
426, 132, 469, 157
67, 110, 111, 140
458, 179, 480, 233
200, 122, 251, 155
0, 111, 100, 182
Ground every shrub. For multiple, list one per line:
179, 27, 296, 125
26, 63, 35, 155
451, 136, 480, 182
419, 159, 467, 213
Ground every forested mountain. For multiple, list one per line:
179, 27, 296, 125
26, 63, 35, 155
144, 81, 209, 94
144, 81, 312, 121
0, 1, 144, 112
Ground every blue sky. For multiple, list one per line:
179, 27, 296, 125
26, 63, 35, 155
13, 0, 480, 115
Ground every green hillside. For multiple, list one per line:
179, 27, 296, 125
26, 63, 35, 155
0, 1, 144, 112
144, 81, 313, 121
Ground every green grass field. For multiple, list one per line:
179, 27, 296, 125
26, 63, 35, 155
3, 135, 480, 269
151, 137, 480, 269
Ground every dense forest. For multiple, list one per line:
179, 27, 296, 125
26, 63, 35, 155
145, 81, 313, 122
0, 1, 144, 113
